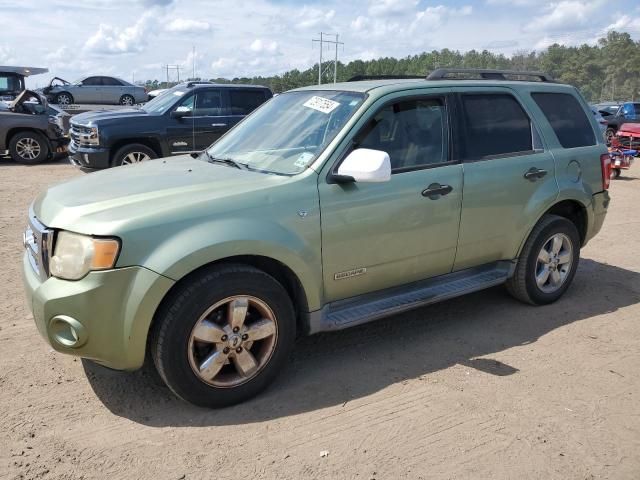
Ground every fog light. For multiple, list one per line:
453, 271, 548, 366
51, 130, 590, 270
49, 315, 87, 348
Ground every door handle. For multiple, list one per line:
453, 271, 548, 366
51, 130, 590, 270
523, 167, 548, 181
211, 123, 227, 127
421, 183, 453, 199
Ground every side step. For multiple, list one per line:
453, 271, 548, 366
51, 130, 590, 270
308, 261, 515, 333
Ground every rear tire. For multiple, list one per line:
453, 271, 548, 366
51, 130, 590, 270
611, 168, 621, 179
112, 143, 157, 167
9, 131, 50, 165
150, 264, 296, 408
506, 215, 580, 305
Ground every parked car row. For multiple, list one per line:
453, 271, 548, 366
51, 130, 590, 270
593, 101, 640, 145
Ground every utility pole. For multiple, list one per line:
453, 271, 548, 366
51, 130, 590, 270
312, 32, 344, 85
192, 45, 196, 79
163, 64, 182, 86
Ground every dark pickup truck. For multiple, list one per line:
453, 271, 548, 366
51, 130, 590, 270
68, 82, 272, 169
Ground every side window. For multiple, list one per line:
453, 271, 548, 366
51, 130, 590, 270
532, 92, 596, 148
176, 93, 195, 113
460, 94, 533, 160
82, 77, 101, 86
356, 98, 449, 171
193, 90, 223, 116
229, 90, 266, 116
102, 77, 123, 86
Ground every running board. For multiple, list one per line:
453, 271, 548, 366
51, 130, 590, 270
307, 261, 515, 334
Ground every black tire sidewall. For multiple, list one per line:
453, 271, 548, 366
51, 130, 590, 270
524, 218, 580, 304
9, 131, 49, 165
112, 144, 157, 166
153, 268, 296, 408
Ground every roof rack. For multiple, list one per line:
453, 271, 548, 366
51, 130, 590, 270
185, 81, 214, 87
426, 68, 555, 83
347, 75, 424, 82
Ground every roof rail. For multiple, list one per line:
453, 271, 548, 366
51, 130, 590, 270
347, 74, 424, 82
185, 81, 214, 87
427, 68, 555, 83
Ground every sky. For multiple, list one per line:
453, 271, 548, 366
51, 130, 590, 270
1, 0, 639, 87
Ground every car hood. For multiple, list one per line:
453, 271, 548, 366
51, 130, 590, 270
618, 123, 640, 136
33, 155, 293, 235
72, 108, 149, 125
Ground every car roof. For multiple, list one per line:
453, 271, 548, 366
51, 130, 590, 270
185, 83, 269, 90
291, 78, 577, 95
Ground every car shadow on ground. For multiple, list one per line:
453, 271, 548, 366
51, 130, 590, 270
0, 155, 71, 166
83, 258, 640, 426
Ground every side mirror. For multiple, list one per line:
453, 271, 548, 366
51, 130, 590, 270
171, 106, 191, 119
335, 148, 391, 183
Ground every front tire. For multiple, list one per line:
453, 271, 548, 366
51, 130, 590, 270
9, 131, 50, 165
150, 264, 296, 408
55, 92, 73, 105
112, 143, 157, 167
506, 215, 580, 305
119, 94, 135, 106
605, 127, 615, 146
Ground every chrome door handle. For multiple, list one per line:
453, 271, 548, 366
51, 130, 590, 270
211, 123, 227, 127
524, 167, 548, 181
421, 183, 453, 199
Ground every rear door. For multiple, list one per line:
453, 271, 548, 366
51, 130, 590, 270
451, 87, 559, 271
101, 76, 124, 104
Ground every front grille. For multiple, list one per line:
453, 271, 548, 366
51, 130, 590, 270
24, 211, 53, 281
616, 135, 640, 149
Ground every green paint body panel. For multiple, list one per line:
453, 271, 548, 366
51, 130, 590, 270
22, 78, 609, 371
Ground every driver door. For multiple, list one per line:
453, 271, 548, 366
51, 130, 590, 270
318, 91, 463, 302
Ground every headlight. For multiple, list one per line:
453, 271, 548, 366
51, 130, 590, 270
50, 231, 120, 280
74, 125, 99, 146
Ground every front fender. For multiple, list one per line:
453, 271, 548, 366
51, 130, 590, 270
127, 216, 324, 311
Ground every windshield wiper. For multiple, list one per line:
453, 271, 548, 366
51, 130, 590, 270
204, 151, 247, 170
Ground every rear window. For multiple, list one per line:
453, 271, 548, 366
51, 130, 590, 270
532, 92, 595, 148
229, 90, 267, 115
460, 94, 533, 160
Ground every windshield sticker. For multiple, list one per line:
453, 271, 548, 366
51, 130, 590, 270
173, 91, 185, 96
303, 96, 340, 114
294, 152, 315, 168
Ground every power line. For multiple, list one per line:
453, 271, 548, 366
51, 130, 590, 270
312, 32, 344, 85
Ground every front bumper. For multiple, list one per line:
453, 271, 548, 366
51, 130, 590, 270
68, 141, 111, 169
22, 252, 174, 370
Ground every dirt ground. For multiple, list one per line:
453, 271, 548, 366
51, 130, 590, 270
0, 156, 639, 480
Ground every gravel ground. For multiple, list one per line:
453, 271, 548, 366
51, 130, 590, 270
1, 156, 639, 480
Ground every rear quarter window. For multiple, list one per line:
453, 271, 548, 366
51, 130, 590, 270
532, 92, 596, 148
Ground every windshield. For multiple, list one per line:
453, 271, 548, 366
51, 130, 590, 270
0, 74, 24, 94
142, 88, 186, 113
206, 90, 366, 175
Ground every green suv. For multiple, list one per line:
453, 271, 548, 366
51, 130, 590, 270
22, 69, 611, 407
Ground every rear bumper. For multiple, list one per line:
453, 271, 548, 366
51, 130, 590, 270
22, 252, 174, 370
69, 142, 111, 169
585, 190, 610, 244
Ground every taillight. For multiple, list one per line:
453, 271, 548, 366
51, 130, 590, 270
600, 153, 611, 190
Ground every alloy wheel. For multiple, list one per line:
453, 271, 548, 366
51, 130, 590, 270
188, 296, 278, 388
121, 152, 151, 164
535, 233, 573, 293
58, 94, 71, 105
15, 137, 41, 160
121, 96, 134, 106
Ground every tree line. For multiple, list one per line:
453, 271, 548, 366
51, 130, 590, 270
144, 31, 640, 103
